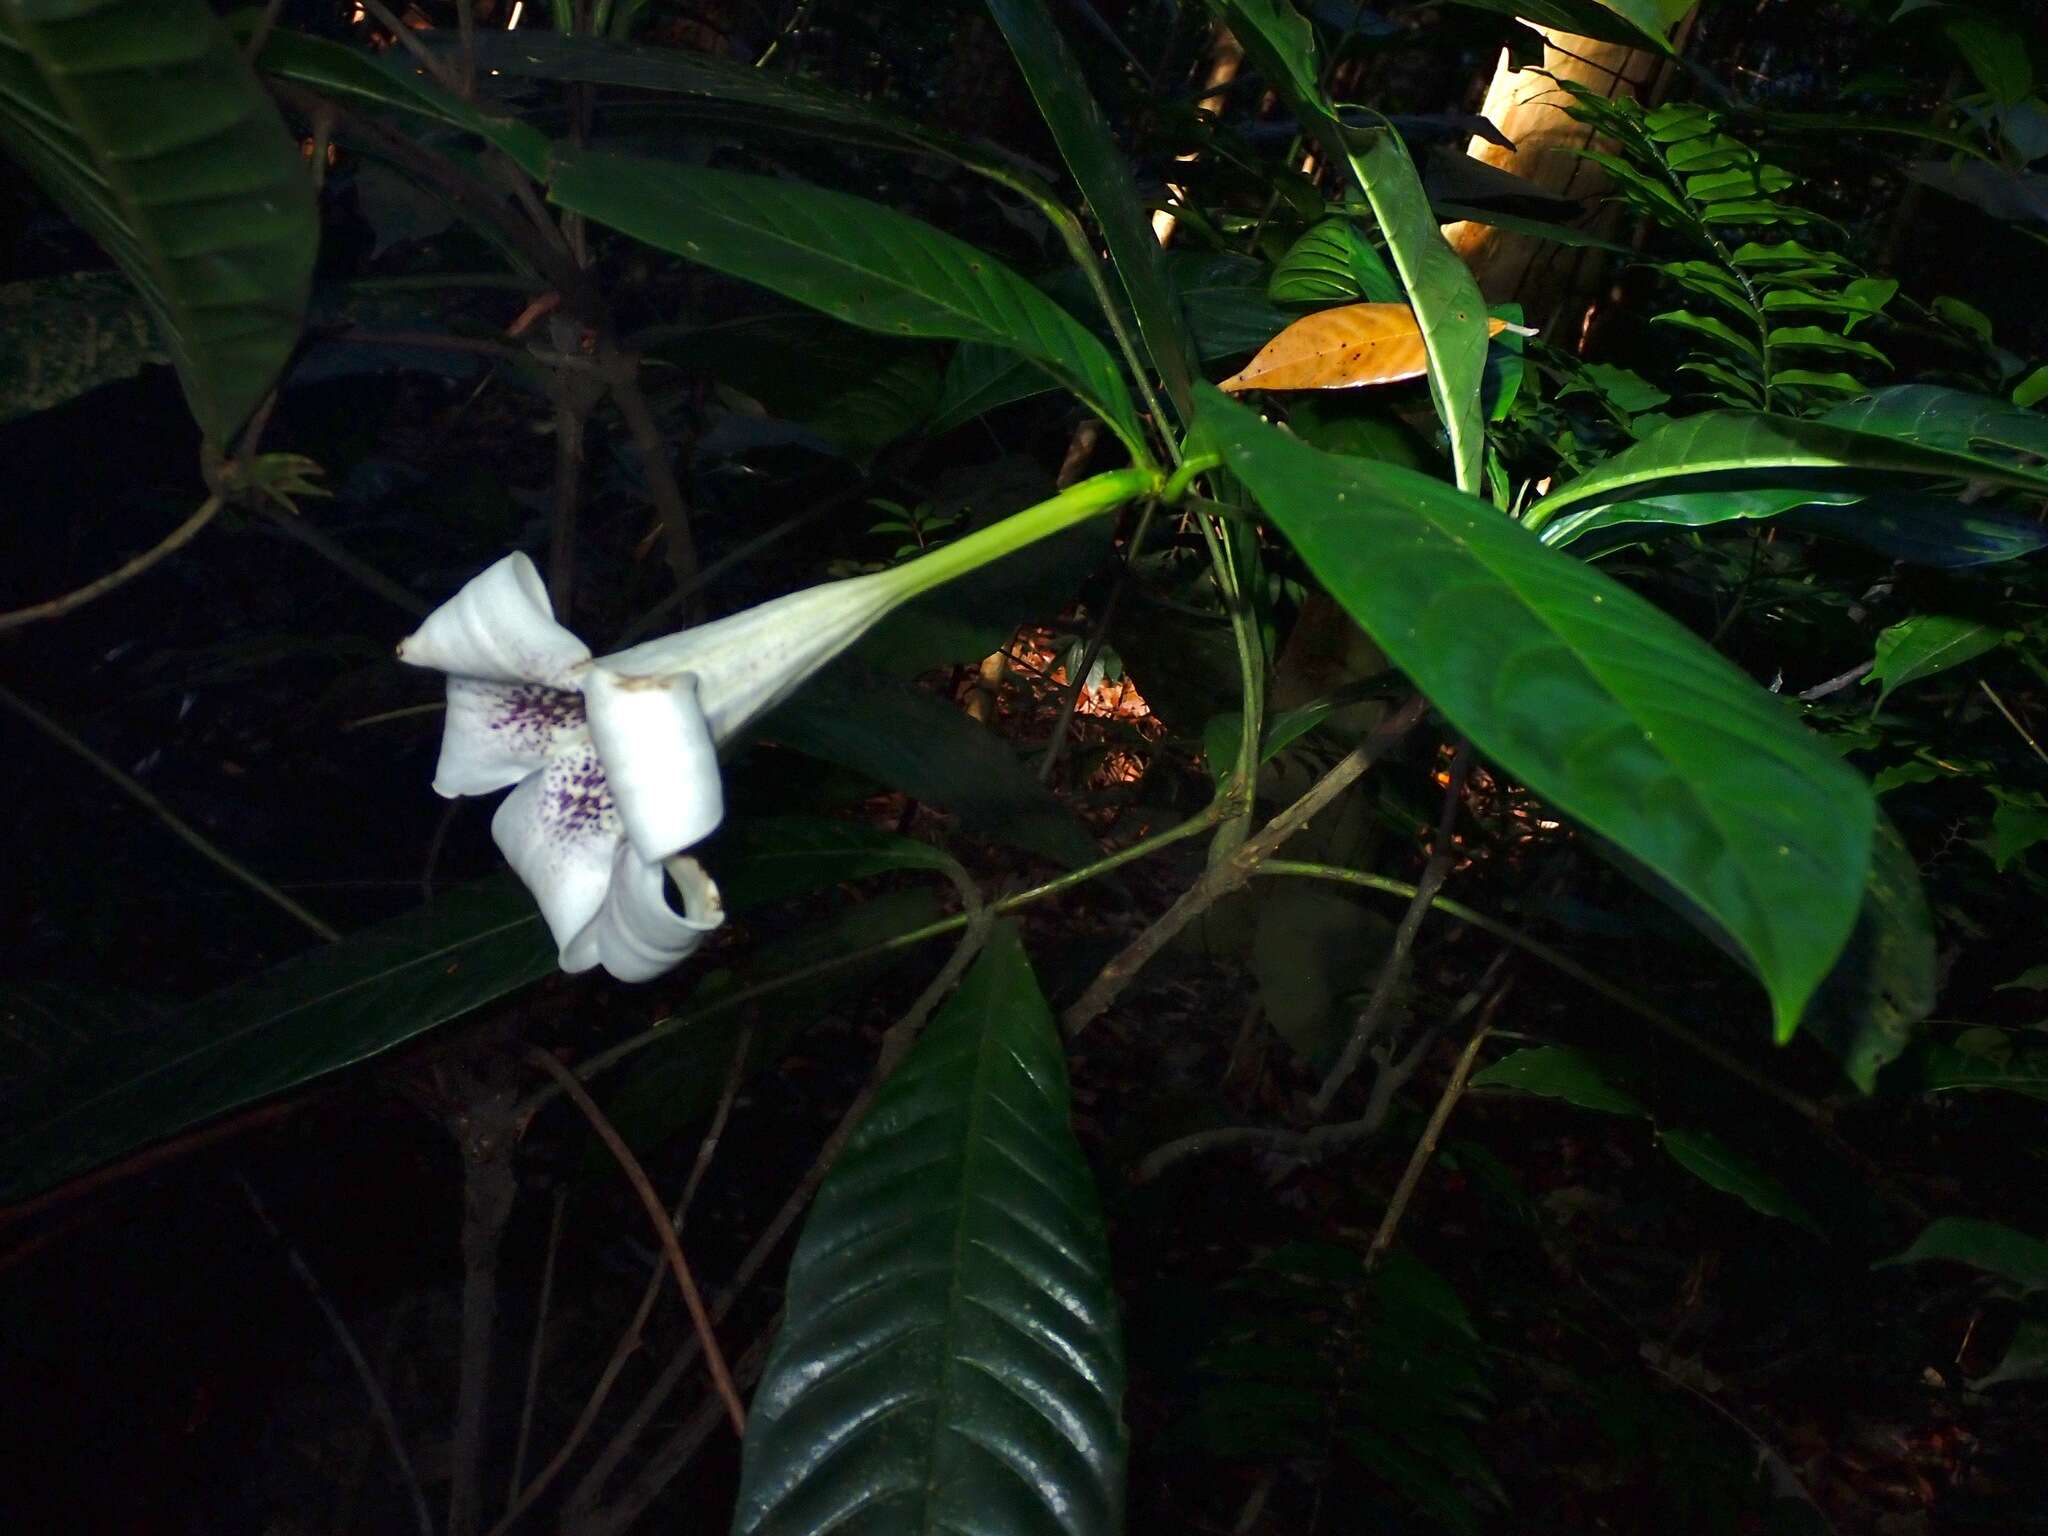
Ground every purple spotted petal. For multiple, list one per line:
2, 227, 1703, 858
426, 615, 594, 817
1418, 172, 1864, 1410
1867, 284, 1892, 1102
433, 678, 591, 798
490, 740, 620, 963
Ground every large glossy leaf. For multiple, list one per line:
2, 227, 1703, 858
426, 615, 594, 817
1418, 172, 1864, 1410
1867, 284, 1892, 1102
1524, 410, 2048, 543
985, 0, 1196, 418
1822, 384, 2048, 465
1213, 0, 1490, 490
1194, 384, 1872, 1037
731, 923, 1125, 1536
0, 0, 317, 451
545, 150, 1149, 461
0, 878, 553, 1203
1268, 216, 1402, 306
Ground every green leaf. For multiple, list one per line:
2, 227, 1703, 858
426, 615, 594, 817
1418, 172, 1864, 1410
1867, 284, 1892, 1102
1821, 383, 2048, 467
2013, 364, 2048, 409
239, 17, 551, 177
1784, 494, 2048, 568
711, 816, 966, 913
1986, 802, 2048, 872
1659, 1129, 1822, 1233
1523, 410, 2048, 542
1195, 384, 1872, 1039
0, 878, 553, 1203
1910, 1041, 2048, 1101
1651, 308, 1764, 363
768, 668, 1098, 869
1877, 1217, 2048, 1293
0, 269, 166, 421
1944, 16, 2033, 108
1998, 965, 2048, 992
545, 150, 1149, 462
1169, 250, 1295, 360
1541, 485, 1865, 547
1868, 615, 2004, 703
1801, 813, 1936, 1094
1269, 217, 1402, 305
732, 923, 1125, 1536
1768, 324, 1889, 365
1436, 0, 1678, 51
1427, 202, 1634, 254
1214, 0, 1489, 490
1974, 1319, 2048, 1389
1470, 1046, 1647, 1116
985, 0, 1196, 418
0, 0, 318, 452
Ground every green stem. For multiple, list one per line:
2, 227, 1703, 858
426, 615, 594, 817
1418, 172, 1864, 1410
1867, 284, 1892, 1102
890, 466, 1158, 603
532, 805, 1227, 1108
1160, 452, 1224, 505
1256, 860, 1828, 1124
979, 166, 1180, 461
0, 683, 342, 943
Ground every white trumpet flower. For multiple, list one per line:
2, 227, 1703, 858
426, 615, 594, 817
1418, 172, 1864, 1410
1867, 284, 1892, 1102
396, 466, 1156, 982
397, 552, 901, 981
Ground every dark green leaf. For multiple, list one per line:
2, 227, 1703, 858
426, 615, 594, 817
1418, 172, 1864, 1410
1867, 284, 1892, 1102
1909, 1041, 2048, 1101
1869, 615, 2004, 703
1659, 1128, 1822, 1233
240, 18, 551, 176
985, 0, 1196, 417
732, 923, 1125, 1536
712, 816, 965, 913
768, 668, 1098, 868
1470, 1046, 1647, 1116
546, 150, 1149, 461
1801, 814, 1936, 1094
1783, 494, 2048, 568
1195, 384, 1873, 1038
0, 0, 318, 450
0, 878, 553, 1203
1877, 1217, 2048, 1292
1169, 250, 1295, 359
1821, 384, 2048, 467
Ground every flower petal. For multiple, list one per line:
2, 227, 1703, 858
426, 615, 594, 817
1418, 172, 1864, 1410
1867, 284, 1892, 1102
596, 570, 901, 743
490, 741, 619, 966
433, 678, 590, 798
562, 850, 724, 982
397, 552, 590, 688
581, 665, 724, 861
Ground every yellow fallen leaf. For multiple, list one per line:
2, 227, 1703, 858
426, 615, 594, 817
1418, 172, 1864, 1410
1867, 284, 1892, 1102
1218, 302, 1534, 393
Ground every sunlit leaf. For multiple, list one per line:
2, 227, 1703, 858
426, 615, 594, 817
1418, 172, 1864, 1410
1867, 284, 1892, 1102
1219, 302, 1526, 393
1194, 385, 1872, 1039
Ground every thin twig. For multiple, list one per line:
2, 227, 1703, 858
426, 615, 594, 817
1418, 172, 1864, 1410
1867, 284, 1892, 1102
362, 0, 467, 96
1981, 678, 2048, 770
456, 0, 479, 97
259, 502, 430, 617
1131, 956, 1506, 1185
1364, 978, 1513, 1271
0, 683, 342, 943
0, 496, 223, 633
527, 808, 1225, 1114
522, 1047, 747, 1439
1062, 695, 1430, 1035
445, 1075, 522, 1536
547, 368, 601, 616
575, 900, 996, 1533
237, 1173, 435, 1536
604, 350, 702, 602
507, 1187, 567, 1508
1311, 744, 1470, 1116
1797, 660, 1872, 702
243, 0, 287, 60
484, 1025, 753, 1536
